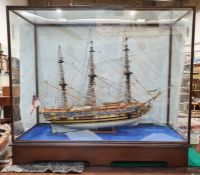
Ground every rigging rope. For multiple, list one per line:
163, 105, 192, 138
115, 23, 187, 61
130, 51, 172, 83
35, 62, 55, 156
95, 30, 164, 81
79, 30, 91, 90
131, 73, 154, 97
44, 81, 82, 102
64, 59, 133, 102
96, 76, 138, 102
63, 61, 113, 104
132, 54, 158, 88
94, 40, 156, 97
96, 54, 123, 74
63, 48, 151, 102
58, 29, 165, 104
129, 50, 162, 76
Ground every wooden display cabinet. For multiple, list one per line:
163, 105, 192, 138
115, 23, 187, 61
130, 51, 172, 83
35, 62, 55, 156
7, 6, 195, 166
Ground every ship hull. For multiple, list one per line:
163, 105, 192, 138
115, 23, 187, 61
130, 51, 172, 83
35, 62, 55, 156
54, 117, 141, 129
42, 103, 151, 129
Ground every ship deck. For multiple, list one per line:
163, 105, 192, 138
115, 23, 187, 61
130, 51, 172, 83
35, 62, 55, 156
17, 123, 185, 142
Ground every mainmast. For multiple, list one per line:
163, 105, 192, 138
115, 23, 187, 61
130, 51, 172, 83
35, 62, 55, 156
124, 37, 132, 103
85, 40, 96, 106
58, 46, 67, 108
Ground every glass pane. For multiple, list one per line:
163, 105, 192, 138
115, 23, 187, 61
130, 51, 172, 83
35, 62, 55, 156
174, 11, 194, 140
14, 9, 188, 25
9, 11, 37, 138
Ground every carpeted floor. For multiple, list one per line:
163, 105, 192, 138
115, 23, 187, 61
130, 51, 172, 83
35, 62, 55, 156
1, 162, 84, 173
18, 123, 184, 142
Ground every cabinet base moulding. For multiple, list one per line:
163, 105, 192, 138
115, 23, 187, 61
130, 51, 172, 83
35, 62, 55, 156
12, 143, 188, 167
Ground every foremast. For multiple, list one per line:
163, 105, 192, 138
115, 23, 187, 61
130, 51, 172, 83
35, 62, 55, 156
58, 46, 68, 108
124, 37, 133, 103
85, 40, 96, 106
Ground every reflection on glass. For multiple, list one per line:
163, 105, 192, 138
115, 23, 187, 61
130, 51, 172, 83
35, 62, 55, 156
8, 8, 194, 143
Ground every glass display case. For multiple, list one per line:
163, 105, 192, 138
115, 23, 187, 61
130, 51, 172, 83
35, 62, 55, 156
7, 6, 195, 166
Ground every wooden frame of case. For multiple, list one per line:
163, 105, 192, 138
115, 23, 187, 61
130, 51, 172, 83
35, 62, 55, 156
7, 6, 196, 166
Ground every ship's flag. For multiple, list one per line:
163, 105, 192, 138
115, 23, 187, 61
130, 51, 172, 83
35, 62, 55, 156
30, 95, 41, 115
32, 95, 40, 107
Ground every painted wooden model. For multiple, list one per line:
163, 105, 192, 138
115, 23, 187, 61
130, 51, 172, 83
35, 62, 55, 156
41, 37, 160, 129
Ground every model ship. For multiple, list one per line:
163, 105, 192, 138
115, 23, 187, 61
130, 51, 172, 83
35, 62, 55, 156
41, 37, 161, 129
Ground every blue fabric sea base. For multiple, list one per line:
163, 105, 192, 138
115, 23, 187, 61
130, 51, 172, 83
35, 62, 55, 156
18, 123, 184, 142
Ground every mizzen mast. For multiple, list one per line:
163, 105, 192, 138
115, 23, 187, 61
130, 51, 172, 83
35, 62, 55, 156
124, 37, 133, 103
85, 40, 96, 106
58, 46, 67, 108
